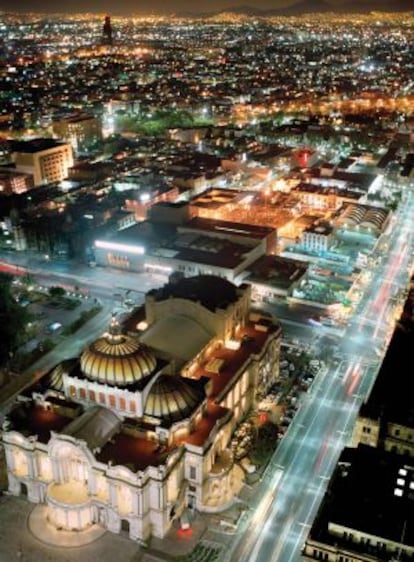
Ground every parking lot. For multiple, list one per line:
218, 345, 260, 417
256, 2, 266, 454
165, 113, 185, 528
11, 281, 99, 363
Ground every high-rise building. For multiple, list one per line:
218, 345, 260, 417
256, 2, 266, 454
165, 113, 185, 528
10, 138, 73, 187
302, 445, 413, 562
103, 15, 113, 45
52, 113, 102, 155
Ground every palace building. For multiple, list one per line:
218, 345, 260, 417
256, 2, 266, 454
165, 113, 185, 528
1, 275, 281, 543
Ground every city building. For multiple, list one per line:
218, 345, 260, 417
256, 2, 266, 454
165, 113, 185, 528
301, 222, 334, 253
1, 275, 281, 543
352, 317, 414, 458
0, 168, 34, 195
93, 205, 271, 282
302, 445, 413, 562
102, 15, 113, 45
52, 113, 102, 154
10, 138, 74, 187
334, 204, 390, 237
244, 255, 308, 303
292, 183, 339, 211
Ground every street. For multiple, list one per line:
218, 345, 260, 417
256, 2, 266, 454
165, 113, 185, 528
0, 190, 413, 562
225, 189, 414, 562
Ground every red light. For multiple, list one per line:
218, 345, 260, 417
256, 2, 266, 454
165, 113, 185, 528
299, 150, 311, 168
177, 527, 193, 538
259, 412, 268, 425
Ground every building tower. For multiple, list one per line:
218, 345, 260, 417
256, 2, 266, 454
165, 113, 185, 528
103, 15, 113, 45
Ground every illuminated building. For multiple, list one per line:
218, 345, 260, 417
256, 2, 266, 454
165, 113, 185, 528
103, 16, 113, 46
352, 317, 414, 458
292, 183, 339, 211
334, 204, 390, 237
52, 114, 102, 155
1, 275, 281, 543
301, 222, 334, 253
0, 169, 34, 195
93, 205, 272, 282
244, 255, 308, 304
10, 138, 74, 187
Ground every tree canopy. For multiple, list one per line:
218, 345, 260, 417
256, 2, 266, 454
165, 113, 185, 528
0, 273, 30, 367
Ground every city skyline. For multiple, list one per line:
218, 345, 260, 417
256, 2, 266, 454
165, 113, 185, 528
0, 5, 412, 562
0, 0, 410, 14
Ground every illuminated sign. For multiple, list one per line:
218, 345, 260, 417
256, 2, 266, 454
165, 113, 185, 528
94, 240, 145, 255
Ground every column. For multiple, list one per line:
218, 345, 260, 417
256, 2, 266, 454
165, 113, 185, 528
109, 483, 118, 510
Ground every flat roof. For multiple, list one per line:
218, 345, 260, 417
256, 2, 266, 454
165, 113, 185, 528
170, 234, 256, 269
304, 222, 334, 235
190, 187, 244, 209
10, 138, 68, 154
149, 275, 241, 312
182, 216, 275, 239
8, 403, 72, 444
192, 319, 281, 400
309, 445, 413, 551
97, 432, 174, 472
245, 255, 308, 290
360, 323, 414, 428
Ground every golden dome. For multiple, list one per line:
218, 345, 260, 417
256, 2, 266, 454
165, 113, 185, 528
47, 359, 77, 392
80, 318, 156, 387
144, 375, 204, 426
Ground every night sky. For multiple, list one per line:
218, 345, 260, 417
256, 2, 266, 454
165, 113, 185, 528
0, 0, 403, 15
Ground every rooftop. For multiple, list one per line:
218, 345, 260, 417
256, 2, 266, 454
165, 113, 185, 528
309, 445, 413, 554
8, 403, 72, 444
10, 138, 68, 154
96, 432, 174, 472
245, 255, 308, 290
181, 216, 275, 240
192, 319, 280, 400
177, 402, 229, 447
360, 323, 414, 428
149, 275, 242, 312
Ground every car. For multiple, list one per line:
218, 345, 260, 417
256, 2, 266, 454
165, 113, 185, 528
308, 316, 322, 326
45, 322, 62, 334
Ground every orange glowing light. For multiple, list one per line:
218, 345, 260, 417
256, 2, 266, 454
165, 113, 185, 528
177, 527, 193, 539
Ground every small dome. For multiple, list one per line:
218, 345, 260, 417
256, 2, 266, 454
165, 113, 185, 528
80, 318, 156, 387
46, 359, 77, 392
144, 375, 204, 426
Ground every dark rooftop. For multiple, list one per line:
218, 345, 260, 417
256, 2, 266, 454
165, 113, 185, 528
309, 445, 413, 557
8, 403, 72, 444
359, 323, 414, 428
182, 216, 275, 239
9, 138, 67, 154
97, 432, 175, 472
149, 275, 241, 312
245, 255, 308, 290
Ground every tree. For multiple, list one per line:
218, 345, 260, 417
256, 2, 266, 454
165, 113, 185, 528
48, 286, 66, 298
250, 421, 279, 463
21, 272, 35, 288
0, 273, 30, 367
